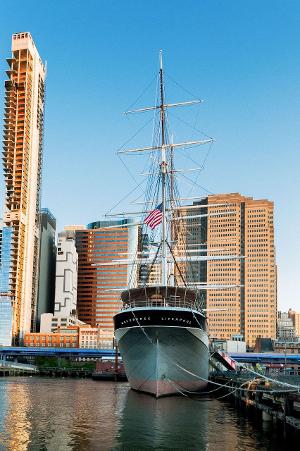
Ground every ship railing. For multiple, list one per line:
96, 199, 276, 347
121, 298, 203, 311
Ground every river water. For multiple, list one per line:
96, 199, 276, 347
0, 377, 296, 450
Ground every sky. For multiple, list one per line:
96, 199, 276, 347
0, 0, 299, 310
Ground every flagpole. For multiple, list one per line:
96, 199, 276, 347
160, 50, 168, 287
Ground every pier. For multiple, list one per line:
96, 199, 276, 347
210, 351, 300, 433
38, 366, 93, 378
0, 361, 38, 377
210, 372, 300, 431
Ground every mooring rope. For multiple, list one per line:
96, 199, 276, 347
175, 362, 300, 394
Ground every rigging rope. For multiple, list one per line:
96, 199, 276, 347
125, 73, 157, 112
105, 178, 146, 216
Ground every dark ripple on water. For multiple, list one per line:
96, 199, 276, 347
0, 378, 296, 450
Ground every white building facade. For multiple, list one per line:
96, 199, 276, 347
54, 231, 78, 317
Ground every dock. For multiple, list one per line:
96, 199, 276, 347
0, 363, 38, 377
210, 350, 300, 432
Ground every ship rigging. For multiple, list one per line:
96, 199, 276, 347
109, 51, 231, 397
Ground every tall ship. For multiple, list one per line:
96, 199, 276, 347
113, 52, 213, 397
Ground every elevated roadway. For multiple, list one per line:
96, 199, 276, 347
229, 352, 300, 364
0, 347, 116, 359
1, 348, 299, 364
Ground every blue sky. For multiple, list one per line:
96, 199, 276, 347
0, 0, 299, 310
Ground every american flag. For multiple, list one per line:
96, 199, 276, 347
144, 203, 163, 230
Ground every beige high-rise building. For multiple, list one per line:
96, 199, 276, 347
288, 309, 300, 337
2, 33, 46, 341
176, 193, 277, 347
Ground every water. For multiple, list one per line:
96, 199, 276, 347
0, 377, 296, 450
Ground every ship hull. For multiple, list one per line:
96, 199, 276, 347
115, 321, 209, 397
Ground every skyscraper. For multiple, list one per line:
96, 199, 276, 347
75, 219, 138, 332
2, 33, 46, 342
176, 193, 277, 347
0, 297, 13, 346
36, 208, 56, 330
288, 309, 300, 337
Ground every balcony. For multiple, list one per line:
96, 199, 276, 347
6, 69, 17, 78
6, 58, 16, 67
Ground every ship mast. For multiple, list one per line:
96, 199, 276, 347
99, 54, 247, 303
107, 52, 216, 290
159, 50, 168, 286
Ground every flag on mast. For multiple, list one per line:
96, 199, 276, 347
144, 203, 163, 230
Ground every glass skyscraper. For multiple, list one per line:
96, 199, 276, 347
0, 227, 12, 293
0, 298, 13, 346
36, 209, 56, 330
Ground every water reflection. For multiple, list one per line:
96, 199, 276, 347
0, 378, 297, 450
0, 378, 127, 450
0, 380, 31, 451
115, 390, 208, 450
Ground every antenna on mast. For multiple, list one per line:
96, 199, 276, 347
159, 50, 168, 287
